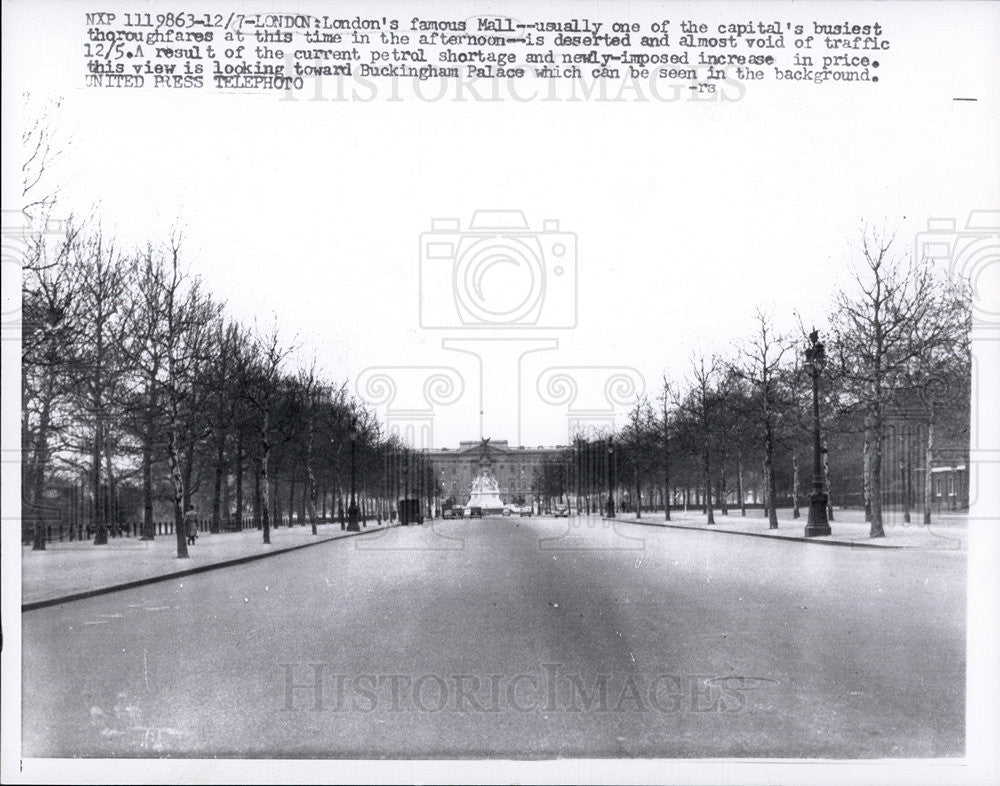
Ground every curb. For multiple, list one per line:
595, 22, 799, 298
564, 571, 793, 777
601, 517, 907, 549
22, 523, 401, 613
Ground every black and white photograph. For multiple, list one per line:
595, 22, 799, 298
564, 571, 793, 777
2, 1, 998, 783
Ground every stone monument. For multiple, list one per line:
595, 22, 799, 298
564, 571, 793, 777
465, 438, 505, 514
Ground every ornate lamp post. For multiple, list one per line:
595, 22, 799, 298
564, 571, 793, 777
606, 437, 616, 519
347, 416, 360, 532
805, 330, 831, 537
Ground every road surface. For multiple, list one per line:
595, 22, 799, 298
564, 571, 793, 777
22, 515, 965, 758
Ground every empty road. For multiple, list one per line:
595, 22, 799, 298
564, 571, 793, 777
22, 516, 965, 758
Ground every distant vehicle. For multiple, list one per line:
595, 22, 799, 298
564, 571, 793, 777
553, 504, 569, 518
519, 506, 533, 517
502, 507, 512, 516
469, 506, 483, 518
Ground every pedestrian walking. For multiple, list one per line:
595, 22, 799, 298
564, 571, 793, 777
184, 505, 199, 545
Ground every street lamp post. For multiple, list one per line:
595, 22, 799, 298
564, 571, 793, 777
347, 417, 360, 532
606, 437, 616, 519
805, 330, 831, 537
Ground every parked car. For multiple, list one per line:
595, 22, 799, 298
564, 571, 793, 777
468, 506, 483, 518
553, 504, 569, 518
502, 507, 512, 516
519, 506, 533, 517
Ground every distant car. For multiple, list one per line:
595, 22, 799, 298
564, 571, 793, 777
519, 506, 533, 517
502, 507, 511, 516
469, 506, 483, 518
553, 505, 569, 518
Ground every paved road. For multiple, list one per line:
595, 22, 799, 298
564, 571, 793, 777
21, 516, 965, 758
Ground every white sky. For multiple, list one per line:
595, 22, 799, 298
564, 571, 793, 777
3, 0, 998, 448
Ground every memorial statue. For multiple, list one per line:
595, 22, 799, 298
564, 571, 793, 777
470, 467, 500, 494
465, 450, 505, 513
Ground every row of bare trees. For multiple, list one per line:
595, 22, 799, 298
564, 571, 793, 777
560, 229, 970, 538
21, 220, 433, 555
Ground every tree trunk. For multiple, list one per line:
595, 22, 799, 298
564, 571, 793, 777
300, 478, 307, 528
104, 439, 118, 536
869, 420, 885, 537
737, 451, 746, 517
923, 403, 935, 525
168, 420, 189, 558
211, 432, 225, 533
704, 442, 715, 525
663, 419, 671, 521
260, 407, 272, 544
141, 429, 154, 540
792, 453, 801, 519
235, 434, 244, 528
253, 465, 262, 529
274, 480, 283, 528
764, 448, 778, 529
823, 440, 834, 521
306, 413, 318, 534
863, 430, 872, 522
93, 418, 108, 545
30, 374, 54, 550
222, 460, 231, 530
182, 438, 196, 512
902, 428, 912, 524
720, 463, 728, 515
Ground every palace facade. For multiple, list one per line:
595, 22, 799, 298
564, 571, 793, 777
426, 440, 566, 506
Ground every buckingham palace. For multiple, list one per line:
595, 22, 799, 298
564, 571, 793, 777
426, 439, 566, 505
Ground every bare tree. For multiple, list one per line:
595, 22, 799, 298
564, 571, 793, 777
621, 395, 655, 518
204, 319, 250, 533
120, 245, 169, 540
895, 278, 971, 523
733, 310, 792, 529
21, 223, 84, 548
294, 361, 322, 534
677, 354, 720, 525
153, 237, 221, 557
830, 228, 967, 537
242, 326, 290, 545
68, 229, 134, 545
658, 374, 673, 521
20, 95, 69, 223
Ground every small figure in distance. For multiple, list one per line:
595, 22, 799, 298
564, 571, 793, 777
184, 504, 199, 546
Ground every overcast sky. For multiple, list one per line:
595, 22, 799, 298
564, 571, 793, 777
4, 0, 998, 447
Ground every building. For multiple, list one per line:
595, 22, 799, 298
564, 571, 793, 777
427, 439, 566, 507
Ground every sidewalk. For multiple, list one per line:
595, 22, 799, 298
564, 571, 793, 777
605, 507, 968, 551
21, 519, 398, 609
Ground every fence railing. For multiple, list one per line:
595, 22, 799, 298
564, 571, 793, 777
22, 514, 345, 544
